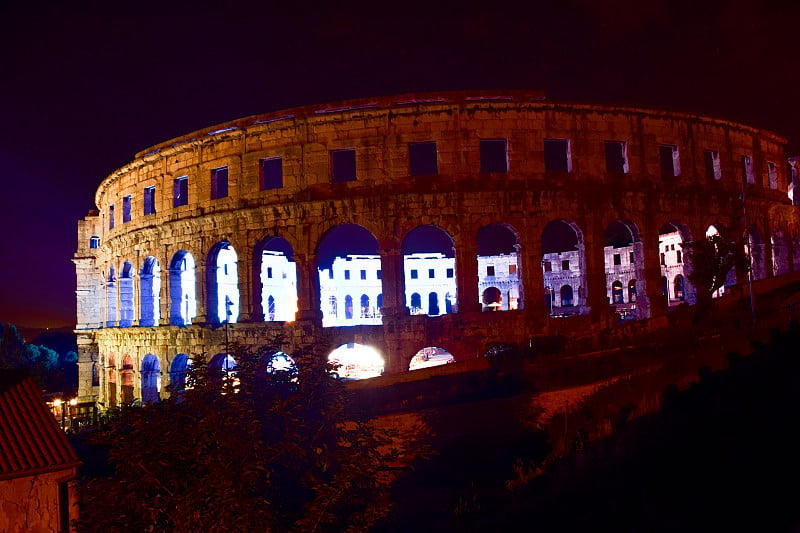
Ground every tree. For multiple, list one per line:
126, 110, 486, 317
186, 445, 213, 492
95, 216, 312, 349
0, 323, 66, 392
76, 342, 425, 532
684, 233, 749, 311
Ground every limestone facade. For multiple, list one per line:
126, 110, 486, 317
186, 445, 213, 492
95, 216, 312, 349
74, 90, 800, 405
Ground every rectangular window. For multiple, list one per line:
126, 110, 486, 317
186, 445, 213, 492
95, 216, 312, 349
509, 264, 517, 274
377, 270, 382, 280
260, 157, 283, 190
122, 195, 131, 223
768, 161, 778, 189
143, 186, 156, 215
360, 269, 367, 280
409, 141, 438, 176
659, 144, 681, 177
428, 268, 435, 278
173, 176, 188, 207
543, 261, 552, 272
446, 268, 454, 278
544, 138, 572, 173
562, 260, 570, 271
109, 204, 115, 230
677, 250, 682, 263
613, 253, 621, 266
480, 138, 508, 173
629, 251, 635, 264
704, 150, 722, 181
743, 155, 755, 184
211, 166, 228, 199
410, 269, 418, 279
487, 265, 495, 276
331, 148, 357, 183
344, 270, 350, 280
605, 140, 629, 174
267, 267, 273, 278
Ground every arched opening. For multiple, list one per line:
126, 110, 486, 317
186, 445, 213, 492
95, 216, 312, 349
542, 220, 588, 317
107, 355, 117, 408
327, 343, 384, 380
611, 280, 624, 304
262, 351, 297, 373
661, 276, 668, 298
106, 266, 117, 327
209, 353, 238, 389
560, 285, 574, 307
659, 222, 694, 306
402, 225, 457, 316
477, 223, 522, 311
92, 363, 99, 387
674, 275, 685, 301
256, 236, 297, 322
605, 220, 648, 319
140, 256, 161, 327
169, 251, 196, 326
119, 261, 135, 327
706, 224, 738, 298
745, 225, 766, 281
317, 224, 382, 327
169, 353, 191, 393
141, 354, 161, 403
482, 287, 502, 311
772, 229, 789, 276
627, 279, 637, 303
360, 294, 370, 318
121, 355, 134, 405
409, 347, 455, 371
410, 292, 422, 312
207, 241, 240, 325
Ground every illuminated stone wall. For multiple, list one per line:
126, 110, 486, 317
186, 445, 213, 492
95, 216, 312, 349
75, 91, 800, 405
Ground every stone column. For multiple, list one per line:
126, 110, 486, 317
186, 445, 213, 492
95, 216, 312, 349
295, 253, 322, 323
641, 232, 666, 317
455, 238, 480, 313
379, 247, 406, 316
237, 242, 254, 322
584, 230, 612, 324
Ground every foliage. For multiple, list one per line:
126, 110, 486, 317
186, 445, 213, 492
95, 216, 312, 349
76, 342, 422, 533
0, 322, 70, 392
683, 234, 749, 309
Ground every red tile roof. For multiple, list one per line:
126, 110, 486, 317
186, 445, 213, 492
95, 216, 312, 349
0, 370, 81, 480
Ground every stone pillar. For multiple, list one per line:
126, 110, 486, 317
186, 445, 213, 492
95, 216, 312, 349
455, 237, 480, 313
379, 247, 406, 316
584, 231, 612, 324
295, 253, 322, 323
641, 232, 667, 317
519, 239, 547, 318
76, 332, 99, 403
237, 242, 254, 322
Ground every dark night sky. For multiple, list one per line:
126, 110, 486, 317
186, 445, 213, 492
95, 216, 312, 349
2, 0, 799, 327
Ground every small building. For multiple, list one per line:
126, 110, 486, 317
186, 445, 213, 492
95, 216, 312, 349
0, 370, 81, 532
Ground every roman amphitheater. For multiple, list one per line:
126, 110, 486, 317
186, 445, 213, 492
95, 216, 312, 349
74, 90, 800, 406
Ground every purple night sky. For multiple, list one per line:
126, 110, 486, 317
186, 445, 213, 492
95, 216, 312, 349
2, 0, 799, 328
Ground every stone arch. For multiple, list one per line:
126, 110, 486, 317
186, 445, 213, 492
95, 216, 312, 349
604, 220, 648, 319
169, 250, 196, 326
627, 279, 637, 303
659, 221, 695, 306
107, 355, 117, 408
477, 223, 523, 311
169, 353, 191, 392
541, 219, 588, 316
316, 224, 382, 327
328, 343, 384, 380
611, 280, 624, 304
482, 287, 502, 311
139, 256, 161, 327
209, 353, 237, 388
706, 223, 738, 297
254, 236, 297, 322
410, 292, 421, 311
207, 241, 240, 325
674, 274, 686, 301
560, 284, 574, 307
771, 228, 789, 276
119, 261, 135, 327
402, 224, 457, 317
408, 346, 455, 371
141, 354, 161, 403
106, 265, 117, 327
360, 294, 370, 318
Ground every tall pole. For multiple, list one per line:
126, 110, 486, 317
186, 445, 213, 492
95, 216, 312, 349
742, 180, 756, 325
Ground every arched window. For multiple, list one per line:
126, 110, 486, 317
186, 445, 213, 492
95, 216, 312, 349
344, 295, 353, 320
169, 251, 196, 326
612, 281, 624, 304
360, 294, 370, 318
428, 292, 440, 315
207, 242, 239, 325
140, 256, 161, 327
482, 287, 502, 311
477, 223, 523, 311
403, 225, 457, 316
106, 266, 117, 327
267, 295, 276, 321
544, 286, 554, 311
661, 276, 668, 297
674, 275, 685, 301
119, 261, 135, 327
107, 356, 117, 408
257, 236, 297, 322
121, 355, 134, 405
209, 353, 237, 389
170, 353, 191, 393
377, 294, 383, 312
628, 280, 637, 303
328, 343, 384, 380
141, 354, 161, 403
410, 292, 421, 312
91, 363, 99, 387
89, 235, 100, 249
560, 285, 573, 307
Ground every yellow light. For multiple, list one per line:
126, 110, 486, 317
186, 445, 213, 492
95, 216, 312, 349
53, 399, 62, 407
69, 398, 78, 406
